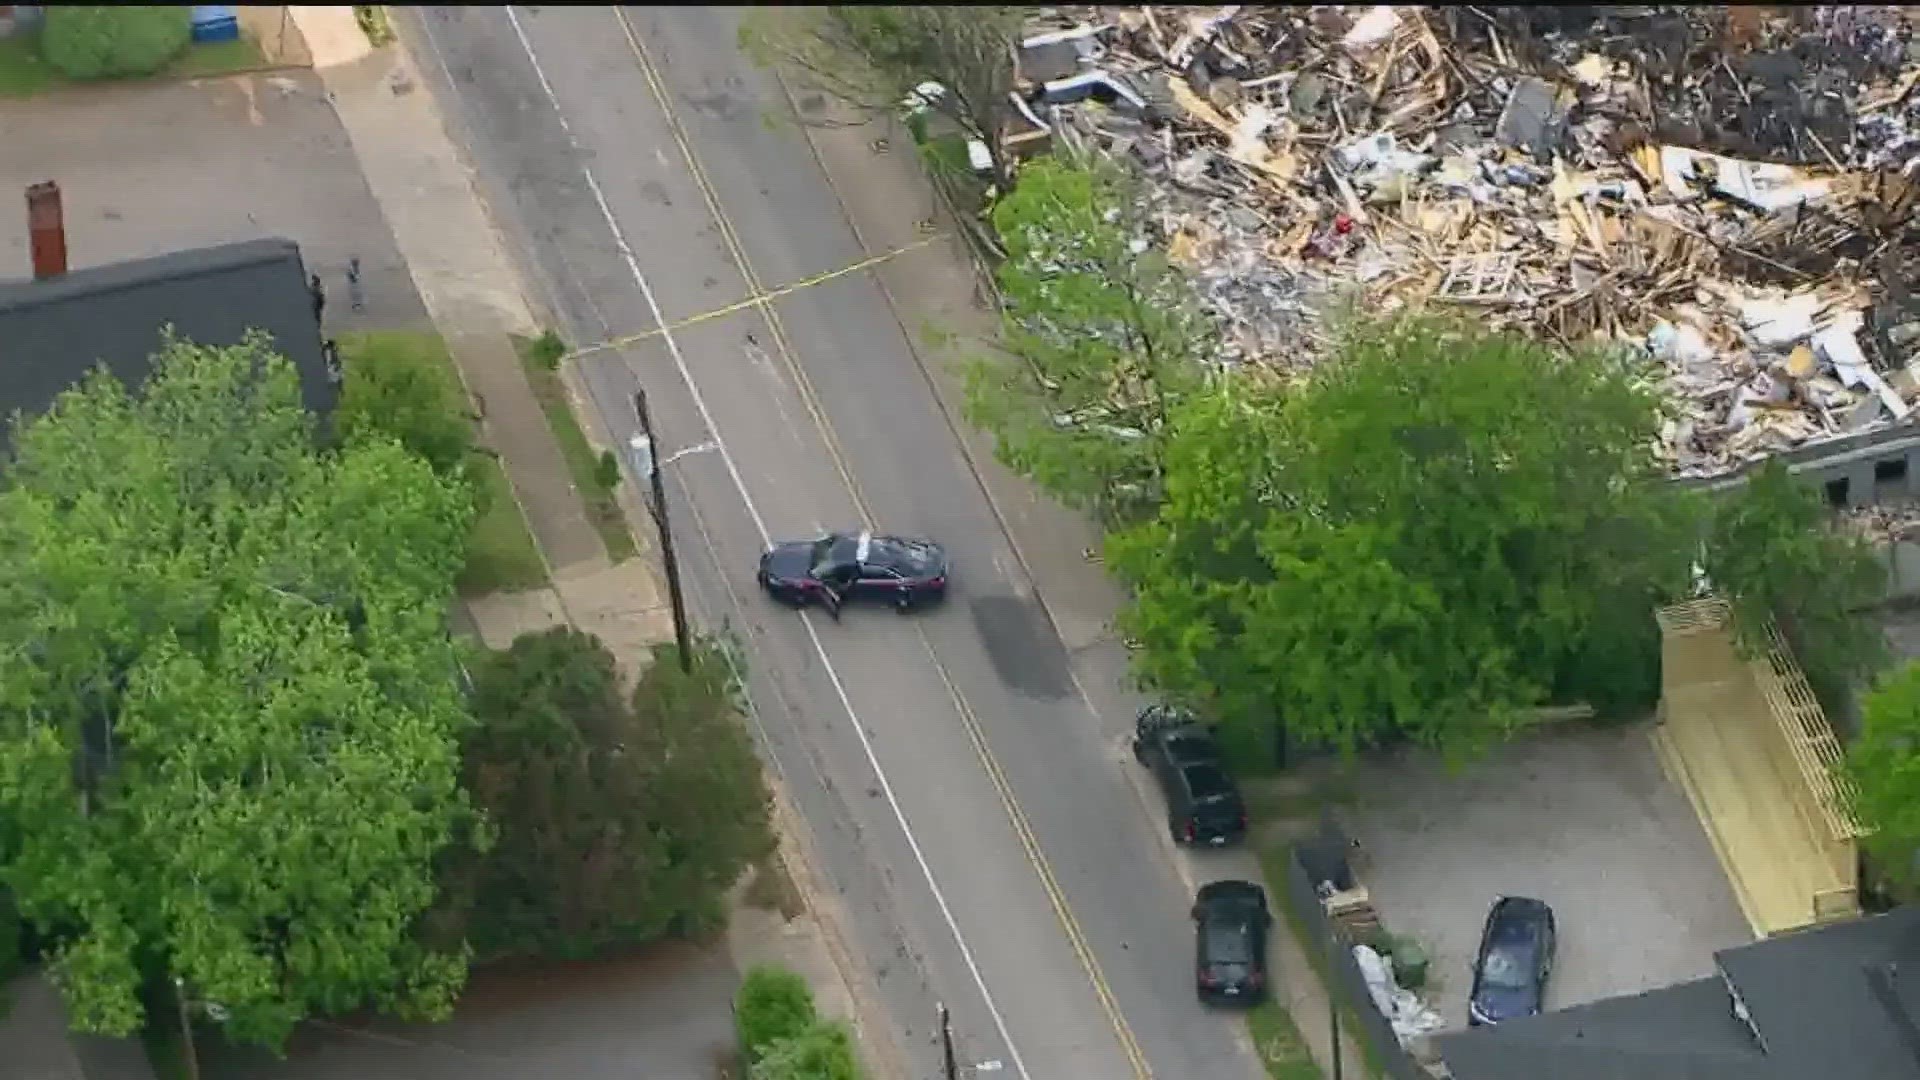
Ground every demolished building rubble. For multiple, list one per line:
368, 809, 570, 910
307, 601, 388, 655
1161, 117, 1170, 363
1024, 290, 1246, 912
1008, 5, 1920, 479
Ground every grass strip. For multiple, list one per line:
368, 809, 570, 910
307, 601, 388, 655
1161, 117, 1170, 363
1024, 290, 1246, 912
512, 334, 638, 564
335, 330, 549, 596
0, 31, 267, 98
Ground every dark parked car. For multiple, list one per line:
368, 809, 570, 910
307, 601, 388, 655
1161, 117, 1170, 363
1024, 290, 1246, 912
1132, 705, 1247, 846
758, 530, 949, 614
1191, 879, 1272, 1006
1467, 896, 1557, 1027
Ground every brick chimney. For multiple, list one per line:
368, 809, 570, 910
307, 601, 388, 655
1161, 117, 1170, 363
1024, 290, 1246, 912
27, 181, 67, 280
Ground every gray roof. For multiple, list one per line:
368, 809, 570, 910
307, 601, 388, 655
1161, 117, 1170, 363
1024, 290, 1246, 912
1440, 907, 1920, 1080
1717, 905, 1920, 1078
1435, 978, 1774, 1080
0, 237, 333, 454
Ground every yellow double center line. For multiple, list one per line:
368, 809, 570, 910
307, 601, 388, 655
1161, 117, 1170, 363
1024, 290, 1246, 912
610, 10, 1151, 1078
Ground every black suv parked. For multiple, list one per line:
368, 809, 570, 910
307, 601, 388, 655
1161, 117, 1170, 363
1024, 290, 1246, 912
1131, 705, 1248, 847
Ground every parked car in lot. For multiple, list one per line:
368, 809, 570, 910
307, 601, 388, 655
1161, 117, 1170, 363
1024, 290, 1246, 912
1132, 705, 1247, 846
1191, 879, 1272, 1006
1467, 895, 1557, 1026
758, 529, 949, 616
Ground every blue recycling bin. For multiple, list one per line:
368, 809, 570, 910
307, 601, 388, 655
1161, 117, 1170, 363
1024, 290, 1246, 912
189, 5, 240, 44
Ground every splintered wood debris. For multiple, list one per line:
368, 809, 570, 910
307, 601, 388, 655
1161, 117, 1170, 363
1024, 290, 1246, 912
1007, 5, 1920, 478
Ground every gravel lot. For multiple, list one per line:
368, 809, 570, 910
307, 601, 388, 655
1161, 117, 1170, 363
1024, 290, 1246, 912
1338, 722, 1755, 1028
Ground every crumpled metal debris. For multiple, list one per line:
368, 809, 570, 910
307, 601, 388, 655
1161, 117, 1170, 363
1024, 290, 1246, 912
1008, 5, 1920, 479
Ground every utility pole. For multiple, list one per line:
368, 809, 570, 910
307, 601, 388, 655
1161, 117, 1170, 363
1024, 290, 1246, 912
939, 1002, 958, 1080
1330, 994, 1343, 1080
632, 389, 693, 672
175, 977, 201, 1080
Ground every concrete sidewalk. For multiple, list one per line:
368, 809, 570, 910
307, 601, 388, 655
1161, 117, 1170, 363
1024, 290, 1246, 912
782, 87, 1369, 1076
290, 6, 605, 578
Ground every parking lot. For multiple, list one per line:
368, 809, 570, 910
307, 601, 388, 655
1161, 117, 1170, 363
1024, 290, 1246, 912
1339, 722, 1755, 1028
0, 72, 425, 331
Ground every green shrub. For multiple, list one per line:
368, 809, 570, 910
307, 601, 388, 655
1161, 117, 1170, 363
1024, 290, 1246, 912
528, 329, 567, 371
40, 6, 191, 81
735, 965, 816, 1064
595, 449, 622, 492
354, 5, 394, 47
751, 1020, 863, 1080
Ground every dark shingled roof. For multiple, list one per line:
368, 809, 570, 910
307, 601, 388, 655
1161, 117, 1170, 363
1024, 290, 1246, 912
1716, 905, 1920, 1078
0, 237, 332, 454
1439, 907, 1920, 1080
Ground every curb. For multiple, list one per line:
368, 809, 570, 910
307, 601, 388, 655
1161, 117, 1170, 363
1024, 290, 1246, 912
759, 774, 916, 1080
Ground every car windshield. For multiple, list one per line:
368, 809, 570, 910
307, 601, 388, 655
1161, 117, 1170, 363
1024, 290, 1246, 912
807, 537, 835, 573
811, 534, 864, 575
1204, 922, 1254, 964
1479, 945, 1534, 990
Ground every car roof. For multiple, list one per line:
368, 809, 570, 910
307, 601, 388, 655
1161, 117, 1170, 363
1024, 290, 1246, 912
1180, 761, 1237, 797
867, 534, 943, 572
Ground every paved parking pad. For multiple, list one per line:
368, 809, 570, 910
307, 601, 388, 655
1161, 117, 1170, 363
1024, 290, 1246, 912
0, 73, 425, 333
1338, 723, 1754, 1028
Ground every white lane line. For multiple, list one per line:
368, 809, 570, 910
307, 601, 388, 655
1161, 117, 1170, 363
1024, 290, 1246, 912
501, 9, 1031, 1079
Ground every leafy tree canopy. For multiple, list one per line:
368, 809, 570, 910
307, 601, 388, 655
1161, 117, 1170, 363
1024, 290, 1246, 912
437, 631, 773, 962
965, 154, 1212, 525
1849, 661, 1920, 885
0, 334, 477, 1046
1704, 457, 1887, 707
1108, 315, 1694, 764
741, 6, 1022, 182
334, 331, 476, 478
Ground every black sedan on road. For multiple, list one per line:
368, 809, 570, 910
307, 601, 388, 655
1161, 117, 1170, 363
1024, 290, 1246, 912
758, 530, 949, 614
1467, 896, 1557, 1026
1192, 880, 1272, 1006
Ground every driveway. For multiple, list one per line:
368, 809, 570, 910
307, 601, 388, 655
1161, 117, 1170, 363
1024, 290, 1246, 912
1339, 723, 1755, 1028
0, 72, 424, 332
203, 942, 738, 1080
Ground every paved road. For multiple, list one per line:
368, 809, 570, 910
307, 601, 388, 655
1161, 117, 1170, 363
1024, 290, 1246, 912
401, 7, 1265, 1079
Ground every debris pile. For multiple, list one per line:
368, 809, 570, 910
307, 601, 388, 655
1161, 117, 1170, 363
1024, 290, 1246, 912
1008, 6, 1920, 478
1845, 502, 1920, 544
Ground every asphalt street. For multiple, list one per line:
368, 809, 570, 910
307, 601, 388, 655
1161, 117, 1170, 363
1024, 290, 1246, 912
401, 7, 1265, 1079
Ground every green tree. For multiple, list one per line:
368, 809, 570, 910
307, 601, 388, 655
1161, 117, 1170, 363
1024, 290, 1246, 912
751, 1020, 864, 1080
1704, 458, 1888, 708
1108, 316, 1693, 765
439, 631, 773, 961
0, 334, 477, 1046
334, 332, 476, 478
39, 6, 191, 80
741, 6, 1022, 184
964, 155, 1212, 526
1849, 662, 1920, 884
